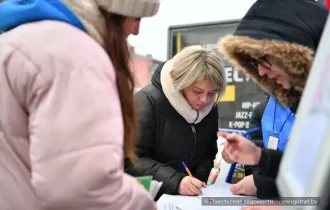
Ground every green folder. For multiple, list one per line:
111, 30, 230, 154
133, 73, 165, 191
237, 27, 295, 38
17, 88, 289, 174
136, 176, 153, 191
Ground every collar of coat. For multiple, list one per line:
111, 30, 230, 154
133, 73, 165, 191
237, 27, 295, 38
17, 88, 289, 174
160, 60, 215, 124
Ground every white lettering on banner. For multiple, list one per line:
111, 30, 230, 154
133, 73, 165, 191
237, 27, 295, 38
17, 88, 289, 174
224, 67, 249, 83
253, 102, 260, 109
228, 121, 250, 129
235, 112, 246, 119
234, 70, 243, 82
234, 121, 245, 129
242, 101, 260, 109
235, 112, 253, 119
242, 102, 252, 109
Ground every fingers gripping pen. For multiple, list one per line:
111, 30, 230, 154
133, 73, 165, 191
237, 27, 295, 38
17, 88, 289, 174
207, 136, 226, 185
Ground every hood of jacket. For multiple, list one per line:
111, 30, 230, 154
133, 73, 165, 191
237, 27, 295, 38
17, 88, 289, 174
218, 0, 329, 107
151, 61, 216, 124
0, 0, 108, 47
0, 0, 86, 32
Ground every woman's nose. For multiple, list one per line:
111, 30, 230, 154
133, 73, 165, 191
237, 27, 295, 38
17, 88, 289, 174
258, 65, 269, 76
200, 94, 208, 104
133, 21, 141, 35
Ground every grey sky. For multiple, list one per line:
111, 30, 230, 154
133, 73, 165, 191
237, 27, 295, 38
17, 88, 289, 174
128, 0, 257, 61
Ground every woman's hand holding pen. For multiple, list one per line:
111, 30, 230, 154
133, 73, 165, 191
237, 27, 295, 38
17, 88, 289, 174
178, 176, 207, 196
179, 161, 206, 196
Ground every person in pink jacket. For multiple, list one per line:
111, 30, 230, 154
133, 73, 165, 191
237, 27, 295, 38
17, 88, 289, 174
0, 0, 160, 210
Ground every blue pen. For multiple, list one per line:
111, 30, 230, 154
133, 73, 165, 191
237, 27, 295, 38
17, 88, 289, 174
181, 162, 193, 177
223, 127, 261, 183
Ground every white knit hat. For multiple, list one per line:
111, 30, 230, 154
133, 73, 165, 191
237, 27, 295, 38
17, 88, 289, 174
96, 0, 160, 18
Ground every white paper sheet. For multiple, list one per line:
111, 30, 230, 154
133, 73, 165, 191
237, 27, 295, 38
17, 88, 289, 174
159, 202, 179, 210
201, 183, 247, 197
157, 182, 256, 210
157, 195, 200, 210
149, 180, 163, 199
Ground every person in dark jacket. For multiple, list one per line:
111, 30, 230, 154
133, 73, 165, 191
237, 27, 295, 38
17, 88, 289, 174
247, 96, 269, 145
125, 45, 227, 199
217, 0, 329, 203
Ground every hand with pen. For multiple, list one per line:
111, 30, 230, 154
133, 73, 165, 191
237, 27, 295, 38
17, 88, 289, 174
178, 162, 207, 196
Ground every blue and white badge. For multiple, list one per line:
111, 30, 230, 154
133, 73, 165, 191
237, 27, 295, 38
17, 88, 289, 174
268, 130, 279, 150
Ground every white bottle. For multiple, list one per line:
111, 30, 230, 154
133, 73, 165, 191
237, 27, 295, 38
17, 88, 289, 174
207, 136, 227, 185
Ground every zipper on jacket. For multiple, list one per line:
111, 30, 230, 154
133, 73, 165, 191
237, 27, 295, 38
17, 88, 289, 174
190, 110, 199, 161
190, 125, 197, 161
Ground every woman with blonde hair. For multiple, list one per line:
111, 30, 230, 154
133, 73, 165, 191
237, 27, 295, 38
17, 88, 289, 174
0, 0, 159, 209
125, 45, 227, 199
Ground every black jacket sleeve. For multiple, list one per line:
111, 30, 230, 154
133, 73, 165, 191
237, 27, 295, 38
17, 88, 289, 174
257, 148, 283, 178
254, 172, 279, 198
251, 147, 282, 199
253, 148, 282, 199
191, 106, 218, 182
124, 90, 186, 196
248, 98, 268, 140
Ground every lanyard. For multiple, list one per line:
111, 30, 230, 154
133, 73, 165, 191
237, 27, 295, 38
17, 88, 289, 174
272, 101, 292, 132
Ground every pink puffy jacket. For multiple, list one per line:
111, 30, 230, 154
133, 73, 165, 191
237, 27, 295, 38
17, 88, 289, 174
0, 20, 154, 210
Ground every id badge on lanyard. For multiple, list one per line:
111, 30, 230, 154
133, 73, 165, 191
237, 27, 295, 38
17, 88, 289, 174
267, 130, 279, 150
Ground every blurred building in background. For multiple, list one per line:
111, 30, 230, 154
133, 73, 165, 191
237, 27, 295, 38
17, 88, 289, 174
129, 46, 163, 93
